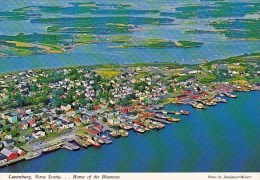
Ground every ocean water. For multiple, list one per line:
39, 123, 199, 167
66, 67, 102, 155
1, 91, 259, 172
0, 0, 260, 73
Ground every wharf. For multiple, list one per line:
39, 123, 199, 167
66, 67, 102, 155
155, 110, 190, 115
149, 118, 172, 124
62, 142, 80, 151
0, 156, 26, 168
42, 144, 61, 153
155, 110, 178, 115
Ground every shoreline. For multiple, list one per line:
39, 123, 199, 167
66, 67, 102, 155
0, 53, 259, 169
1, 90, 259, 171
0, 51, 259, 75
0, 51, 260, 77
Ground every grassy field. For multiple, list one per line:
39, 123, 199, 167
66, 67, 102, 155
95, 68, 122, 78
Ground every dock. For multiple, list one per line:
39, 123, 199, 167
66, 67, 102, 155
155, 110, 178, 115
148, 118, 172, 124
0, 156, 26, 168
62, 142, 80, 151
42, 144, 61, 153
154, 110, 190, 115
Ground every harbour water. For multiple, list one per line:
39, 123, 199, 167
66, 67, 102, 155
0, 0, 260, 73
1, 91, 259, 172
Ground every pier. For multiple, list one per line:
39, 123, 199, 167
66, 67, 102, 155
62, 142, 80, 151
154, 110, 190, 115
148, 118, 172, 124
0, 156, 26, 168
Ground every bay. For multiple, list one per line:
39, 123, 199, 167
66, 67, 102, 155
1, 91, 259, 172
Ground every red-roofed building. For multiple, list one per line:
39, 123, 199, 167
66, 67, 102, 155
0, 148, 18, 161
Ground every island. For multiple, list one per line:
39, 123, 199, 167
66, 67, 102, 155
0, 52, 259, 167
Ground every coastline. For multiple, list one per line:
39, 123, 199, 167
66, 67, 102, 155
1, 91, 259, 172
0, 52, 259, 168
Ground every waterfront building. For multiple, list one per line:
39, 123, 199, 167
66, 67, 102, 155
0, 153, 8, 165
0, 148, 18, 161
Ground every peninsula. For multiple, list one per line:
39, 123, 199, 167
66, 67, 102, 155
0, 52, 259, 167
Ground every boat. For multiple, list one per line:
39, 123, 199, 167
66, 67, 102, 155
133, 125, 145, 133
157, 122, 165, 129
119, 129, 129, 137
167, 117, 181, 122
94, 137, 104, 144
162, 110, 167, 114
87, 138, 101, 148
75, 140, 88, 148
172, 118, 181, 122
144, 126, 151, 131
175, 112, 180, 115
125, 124, 133, 130
25, 152, 42, 160
180, 110, 190, 115
224, 92, 237, 98
101, 135, 111, 140
109, 131, 120, 138
196, 103, 206, 109
148, 124, 156, 130
100, 135, 113, 144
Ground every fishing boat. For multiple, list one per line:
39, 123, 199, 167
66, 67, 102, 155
133, 125, 145, 133
75, 140, 88, 148
87, 138, 101, 148
94, 137, 104, 144
119, 129, 129, 137
180, 110, 190, 115
109, 131, 120, 138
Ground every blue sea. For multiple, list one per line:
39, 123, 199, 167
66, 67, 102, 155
0, 0, 260, 73
1, 92, 259, 172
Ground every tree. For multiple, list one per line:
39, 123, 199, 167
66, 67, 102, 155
55, 109, 63, 115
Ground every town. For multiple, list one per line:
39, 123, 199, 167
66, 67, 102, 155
0, 53, 259, 167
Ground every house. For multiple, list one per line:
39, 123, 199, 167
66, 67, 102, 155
218, 64, 228, 69
7, 114, 18, 124
28, 118, 36, 127
25, 108, 32, 115
176, 94, 189, 101
32, 130, 45, 139
3, 139, 15, 147
0, 148, 18, 161
4, 135, 12, 140
68, 122, 75, 128
13, 147, 26, 157
18, 109, 27, 116
86, 126, 100, 136
61, 104, 72, 111
0, 142, 3, 149
22, 135, 30, 141
0, 153, 7, 165
20, 122, 28, 130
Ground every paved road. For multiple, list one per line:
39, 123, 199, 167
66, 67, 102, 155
29, 131, 76, 151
